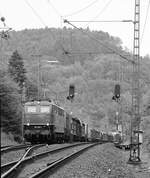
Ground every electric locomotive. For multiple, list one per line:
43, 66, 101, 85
23, 100, 69, 143
23, 100, 87, 144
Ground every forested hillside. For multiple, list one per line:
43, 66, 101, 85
0, 27, 150, 140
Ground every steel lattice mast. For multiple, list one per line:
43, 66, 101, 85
128, 0, 141, 164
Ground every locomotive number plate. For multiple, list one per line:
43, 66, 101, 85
34, 126, 42, 128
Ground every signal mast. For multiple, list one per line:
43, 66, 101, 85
128, 0, 141, 164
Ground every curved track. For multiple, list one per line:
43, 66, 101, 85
29, 143, 99, 178
1, 144, 46, 178
1, 145, 13, 149
1, 144, 31, 154
1, 142, 99, 178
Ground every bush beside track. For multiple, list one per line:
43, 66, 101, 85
1, 131, 19, 147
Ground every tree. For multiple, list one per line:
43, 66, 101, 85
0, 70, 22, 135
8, 50, 26, 92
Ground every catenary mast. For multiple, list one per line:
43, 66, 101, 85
128, 0, 141, 164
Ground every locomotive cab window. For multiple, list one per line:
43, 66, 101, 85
40, 106, 50, 113
26, 106, 36, 113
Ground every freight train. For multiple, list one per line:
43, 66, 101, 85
23, 100, 122, 144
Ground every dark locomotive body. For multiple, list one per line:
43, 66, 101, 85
23, 101, 86, 144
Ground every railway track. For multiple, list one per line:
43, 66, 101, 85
29, 143, 99, 178
1, 145, 13, 149
1, 142, 100, 178
1, 144, 31, 154
1, 144, 46, 178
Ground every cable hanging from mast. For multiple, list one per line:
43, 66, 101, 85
64, 19, 134, 64
140, 0, 150, 44
84, 0, 113, 27
24, 0, 47, 27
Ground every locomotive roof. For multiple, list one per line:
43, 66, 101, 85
24, 100, 52, 105
24, 100, 65, 110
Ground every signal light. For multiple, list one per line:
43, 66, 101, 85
67, 84, 75, 101
1, 17, 5, 22
114, 84, 120, 99
112, 84, 121, 102
69, 84, 75, 98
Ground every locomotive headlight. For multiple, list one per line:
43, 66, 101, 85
27, 123, 30, 126
46, 123, 49, 126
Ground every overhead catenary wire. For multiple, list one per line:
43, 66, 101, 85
47, 0, 65, 43
24, 0, 57, 40
63, 50, 114, 55
47, 0, 62, 17
64, 19, 134, 64
67, 20, 133, 23
141, 0, 150, 44
46, 1, 67, 56
63, 0, 101, 17
24, 0, 47, 27
84, 0, 113, 27
47, 0, 112, 54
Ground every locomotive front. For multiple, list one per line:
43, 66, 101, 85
23, 101, 53, 144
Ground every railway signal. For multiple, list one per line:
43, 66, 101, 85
112, 84, 121, 102
1, 17, 5, 22
67, 84, 75, 102
114, 84, 120, 99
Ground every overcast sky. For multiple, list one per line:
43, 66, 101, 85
0, 0, 149, 56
